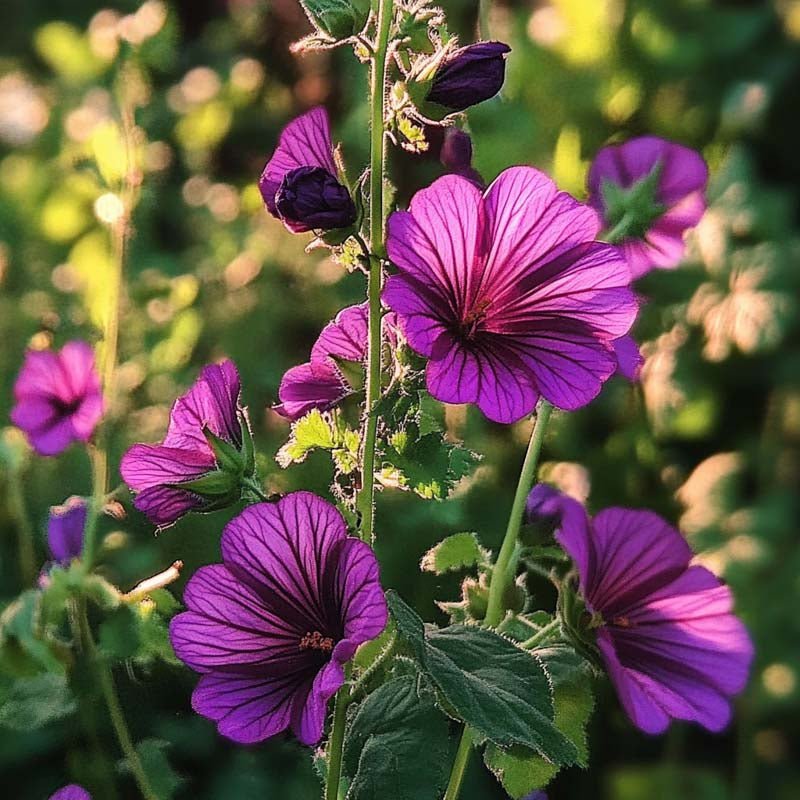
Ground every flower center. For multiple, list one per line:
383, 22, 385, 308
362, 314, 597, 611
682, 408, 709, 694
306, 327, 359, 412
299, 630, 335, 652
53, 396, 82, 416
611, 615, 634, 629
459, 298, 491, 339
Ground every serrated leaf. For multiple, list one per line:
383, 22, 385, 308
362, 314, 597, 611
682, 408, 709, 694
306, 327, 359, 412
484, 646, 595, 797
0, 672, 76, 730
121, 739, 183, 799
344, 675, 452, 800
386, 592, 577, 765
276, 408, 337, 467
421, 532, 485, 574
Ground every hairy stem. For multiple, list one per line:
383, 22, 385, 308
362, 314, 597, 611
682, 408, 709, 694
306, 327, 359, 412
443, 727, 474, 800
77, 602, 159, 800
325, 669, 352, 800
356, 0, 393, 544
7, 466, 36, 586
484, 400, 553, 628
520, 617, 562, 650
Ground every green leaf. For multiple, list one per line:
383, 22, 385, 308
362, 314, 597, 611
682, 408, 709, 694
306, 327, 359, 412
171, 468, 238, 497
99, 607, 142, 660
0, 590, 67, 675
387, 592, 578, 765
121, 739, 183, 800
299, 0, 370, 41
0, 672, 76, 730
276, 408, 337, 467
420, 532, 487, 574
484, 646, 595, 797
343, 676, 452, 800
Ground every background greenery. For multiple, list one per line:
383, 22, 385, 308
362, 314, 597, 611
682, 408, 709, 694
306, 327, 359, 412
0, 0, 798, 797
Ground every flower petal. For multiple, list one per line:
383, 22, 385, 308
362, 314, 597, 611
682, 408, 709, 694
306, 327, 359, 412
311, 303, 369, 363
120, 444, 215, 491
274, 359, 351, 421
291, 659, 345, 745
133, 485, 204, 527
48, 498, 87, 563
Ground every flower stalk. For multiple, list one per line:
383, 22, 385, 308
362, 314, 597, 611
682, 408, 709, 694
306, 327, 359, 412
443, 727, 474, 800
356, 0, 394, 544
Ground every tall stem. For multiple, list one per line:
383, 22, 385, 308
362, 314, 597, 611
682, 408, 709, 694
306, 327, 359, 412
324, 668, 352, 800
443, 727, 474, 800
77, 602, 159, 800
484, 400, 553, 628
356, 0, 393, 543
7, 466, 36, 585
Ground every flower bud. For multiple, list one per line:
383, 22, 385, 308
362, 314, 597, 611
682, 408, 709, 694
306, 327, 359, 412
275, 166, 357, 234
426, 41, 511, 113
299, 0, 370, 41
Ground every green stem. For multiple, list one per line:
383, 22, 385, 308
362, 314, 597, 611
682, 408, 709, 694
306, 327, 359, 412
443, 727, 474, 800
325, 674, 351, 800
241, 475, 270, 503
478, 0, 491, 38
484, 401, 553, 628
7, 466, 36, 586
348, 632, 398, 701
77, 603, 159, 800
603, 212, 636, 244
520, 617, 561, 650
356, 0, 393, 544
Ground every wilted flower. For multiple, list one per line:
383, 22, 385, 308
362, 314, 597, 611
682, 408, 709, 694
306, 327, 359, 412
588, 136, 708, 278
530, 485, 754, 734
259, 107, 356, 233
121, 361, 256, 528
49, 786, 91, 800
10, 341, 103, 457
426, 41, 511, 113
383, 168, 638, 423
48, 496, 87, 564
440, 128, 483, 187
275, 303, 398, 421
170, 491, 387, 745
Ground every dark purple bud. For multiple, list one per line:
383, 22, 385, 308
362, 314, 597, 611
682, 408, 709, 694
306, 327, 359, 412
427, 41, 511, 113
275, 166, 356, 233
440, 128, 484, 187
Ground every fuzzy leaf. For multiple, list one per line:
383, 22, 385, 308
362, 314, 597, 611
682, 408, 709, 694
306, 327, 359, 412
420, 532, 486, 574
121, 739, 183, 799
344, 675, 452, 800
276, 408, 336, 466
0, 672, 76, 730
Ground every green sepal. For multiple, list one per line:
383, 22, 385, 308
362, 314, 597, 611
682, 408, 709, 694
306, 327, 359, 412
171, 468, 240, 498
299, 0, 370, 41
202, 426, 244, 475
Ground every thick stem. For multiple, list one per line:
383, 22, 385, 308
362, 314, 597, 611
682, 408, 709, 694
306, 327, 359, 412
520, 617, 562, 650
324, 674, 351, 800
484, 401, 553, 628
7, 466, 36, 586
77, 603, 159, 800
443, 727, 474, 800
356, 0, 393, 544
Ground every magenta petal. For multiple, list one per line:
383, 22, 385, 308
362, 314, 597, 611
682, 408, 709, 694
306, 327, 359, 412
48, 497, 87, 563
49, 786, 92, 800
191, 671, 304, 745
274, 359, 351, 421
133, 485, 204, 528
259, 108, 337, 215
613, 335, 643, 381
311, 303, 369, 363
120, 444, 215, 491
291, 659, 345, 745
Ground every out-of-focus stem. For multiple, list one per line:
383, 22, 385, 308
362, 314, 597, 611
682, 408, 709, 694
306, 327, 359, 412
7, 466, 36, 585
484, 401, 553, 628
443, 726, 474, 800
356, 0, 393, 543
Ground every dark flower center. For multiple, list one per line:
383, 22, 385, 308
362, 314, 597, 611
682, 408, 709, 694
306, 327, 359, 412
611, 615, 635, 629
299, 630, 335, 652
53, 396, 82, 416
459, 298, 491, 339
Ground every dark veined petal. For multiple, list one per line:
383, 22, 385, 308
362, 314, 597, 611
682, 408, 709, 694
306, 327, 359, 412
273, 359, 352, 421
120, 443, 216, 491
291, 658, 346, 745
132, 485, 204, 528
220, 492, 348, 634
191, 671, 308, 745
311, 303, 370, 363
259, 107, 338, 216
170, 564, 314, 674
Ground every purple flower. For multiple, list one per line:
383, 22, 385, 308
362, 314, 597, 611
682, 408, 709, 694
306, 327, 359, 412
531, 485, 754, 734
10, 341, 103, 457
275, 303, 398, 421
259, 107, 356, 233
169, 491, 387, 745
121, 361, 253, 528
48, 496, 87, 564
588, 136, 708, 279
427, 41, 511, 113
49, 787, 91, 800
383, 168, 638, 423
440, 128, 483, 187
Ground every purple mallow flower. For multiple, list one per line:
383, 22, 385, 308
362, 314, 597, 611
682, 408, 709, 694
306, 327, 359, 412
588, 136, 708, 279
530, 485, 753, 734
49, 786, 91, 800
170, 491, 387, 745
121, 360, 253, 528
427, 41, 511, 113
10, 341, 103, 457
275, 303, 398, 421
383, 167, 638, 423
259, 107, 356, 233
48, 496, 87, 564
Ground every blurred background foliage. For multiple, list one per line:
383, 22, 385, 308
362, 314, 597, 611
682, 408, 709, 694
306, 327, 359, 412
0, 0, 798, 798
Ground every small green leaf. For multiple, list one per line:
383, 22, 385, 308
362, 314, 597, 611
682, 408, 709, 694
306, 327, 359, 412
0, 672, 76, 730
343, 675, 452, 800
99, 607, 141, 660
171, 469, 238, 497
0, 589, 67, 675
276, 408, 337, 467
420, 532, 486, 574
299, 0, 370, 41
121, 739, 183, 800
385, 591, 426, 661
202, 427, 244, 474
